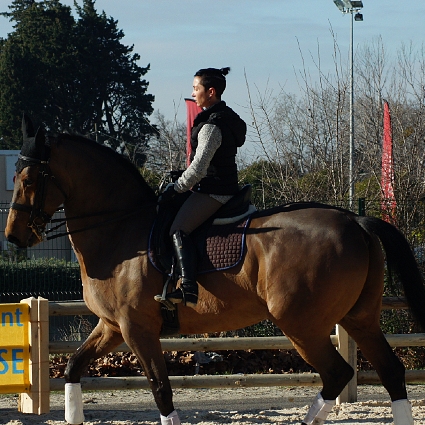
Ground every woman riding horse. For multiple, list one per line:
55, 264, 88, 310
156, 67, 246, 309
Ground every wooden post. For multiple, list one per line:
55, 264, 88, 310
336, 324, 357, 403
19, 297, 50, 414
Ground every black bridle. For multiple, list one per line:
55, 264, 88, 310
10, 153, 146, 242
10, 154, 67, 243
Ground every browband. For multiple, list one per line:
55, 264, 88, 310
18, 154, 49, 164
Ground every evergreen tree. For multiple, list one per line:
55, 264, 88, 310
0, 0, 155, 160
0, 0, 76, 146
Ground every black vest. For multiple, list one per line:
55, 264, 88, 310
190, 101, 246, 195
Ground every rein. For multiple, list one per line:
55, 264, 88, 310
45, 207, 145, 240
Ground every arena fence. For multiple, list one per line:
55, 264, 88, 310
8, 296, 425, 415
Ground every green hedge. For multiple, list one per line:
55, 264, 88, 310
0, 258, 82, 303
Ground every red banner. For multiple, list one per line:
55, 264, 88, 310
381, 100, 396, 223
185, 98, 202, 166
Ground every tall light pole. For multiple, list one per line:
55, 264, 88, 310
332, 0, 363, 210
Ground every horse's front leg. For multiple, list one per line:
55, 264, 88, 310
122, 324, 178, 425
64, 319, 124, 425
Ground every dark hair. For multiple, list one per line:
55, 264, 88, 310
194, 67, 230, 98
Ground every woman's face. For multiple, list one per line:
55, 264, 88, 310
192, 76, 216, 108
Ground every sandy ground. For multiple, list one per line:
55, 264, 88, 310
1, 385, 425, 424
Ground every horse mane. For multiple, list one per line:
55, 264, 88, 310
55, 133, 157, 202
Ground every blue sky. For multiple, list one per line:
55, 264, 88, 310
1, 0, 424, 127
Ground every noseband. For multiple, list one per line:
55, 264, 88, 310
10, 154, 66, 243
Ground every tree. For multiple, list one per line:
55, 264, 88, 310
246, 35, 425, 220
0, 0, 77, 146
245, 64, 351, 206
0, 0, 155, 157
238, 160, 286, 209
142, 111, 187, 187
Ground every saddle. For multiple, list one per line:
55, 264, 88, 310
149, 184, 255, 275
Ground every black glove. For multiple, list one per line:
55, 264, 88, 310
158, 183, 177, 204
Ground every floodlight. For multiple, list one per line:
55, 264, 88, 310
354, 12, 363, 21
350, 1, 363, 8
333, 0, 346, 12
334, 0, 364, 11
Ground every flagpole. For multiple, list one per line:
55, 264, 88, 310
349, 10, 354, 210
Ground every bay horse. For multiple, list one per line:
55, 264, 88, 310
5, 116, 425, 425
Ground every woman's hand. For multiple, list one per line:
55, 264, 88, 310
158, 183, 177, 204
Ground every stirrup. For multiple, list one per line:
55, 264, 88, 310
154, 273, 177, 311
154, 294, 176, 311
167, 287, 198, 308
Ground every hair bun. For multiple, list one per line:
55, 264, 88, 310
220, 67, 231, 76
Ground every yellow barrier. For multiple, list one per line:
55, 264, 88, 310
0, 302, 30, 393
0, 298, 50, 414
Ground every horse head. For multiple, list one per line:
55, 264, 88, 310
5, 114, 66, 247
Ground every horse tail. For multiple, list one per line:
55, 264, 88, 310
354, 215, 425, 331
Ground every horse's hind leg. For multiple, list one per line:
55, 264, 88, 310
339, 233, 414, 425
341, 319, 406, 399
300, 338, 354, 400
278, 328, 354, 424
340, 318, 413, 424
64, 319, 124, 424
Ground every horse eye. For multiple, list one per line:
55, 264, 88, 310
23, 179, 34, 187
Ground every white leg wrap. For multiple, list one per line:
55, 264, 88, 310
65, 383, 85, 424
303, 392, 336, 425
160, 410, 181, 425
392, 399, 414, 425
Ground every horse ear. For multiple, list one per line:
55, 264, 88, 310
20, 115, 49, 162
22, 113, 35, 140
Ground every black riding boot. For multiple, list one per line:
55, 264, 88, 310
166, 230, 198, 308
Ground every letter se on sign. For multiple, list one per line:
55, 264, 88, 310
0, 303, 30, 393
